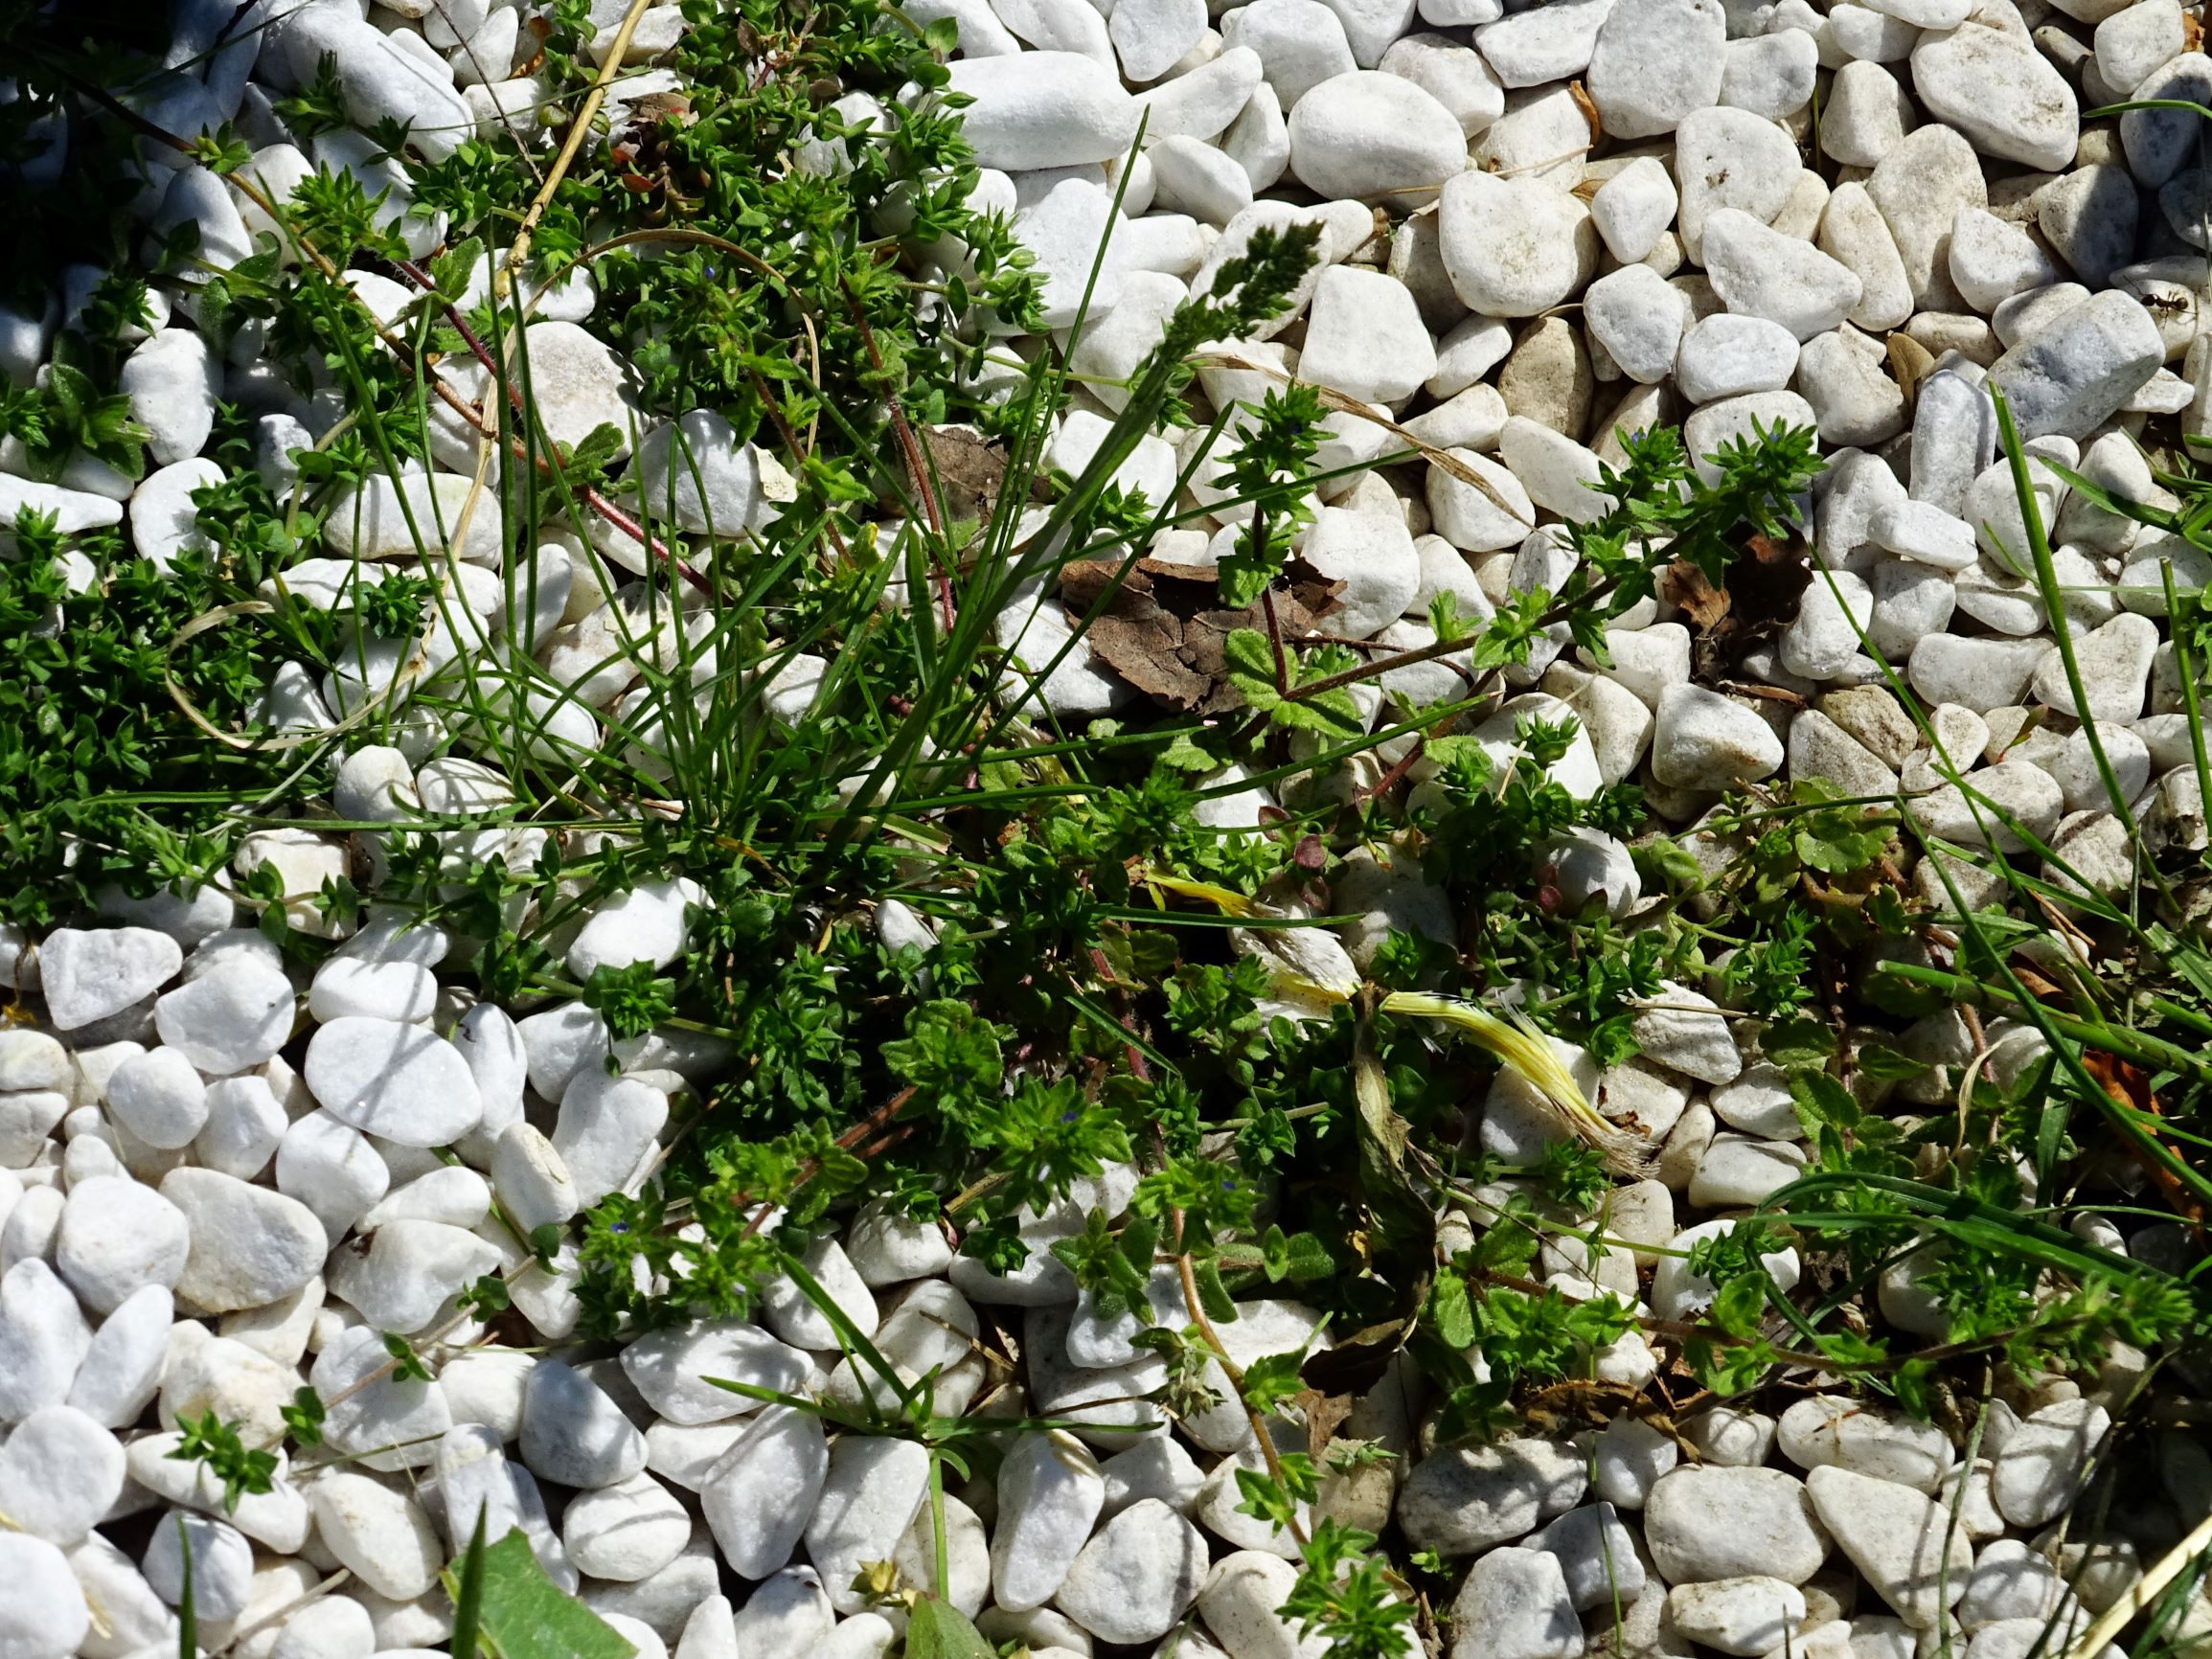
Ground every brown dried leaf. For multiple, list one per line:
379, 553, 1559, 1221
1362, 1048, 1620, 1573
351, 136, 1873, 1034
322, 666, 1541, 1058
1295, 1389, 1357, 1461
1086, 612, 1215, 708
1671, 534, 1813, 681
1300, 1316, 1416, 1398
1659, 559, 1729, 632
1055, 558, 1340, 714
1568, 79, 1604, 143
919, 426, 1036, 522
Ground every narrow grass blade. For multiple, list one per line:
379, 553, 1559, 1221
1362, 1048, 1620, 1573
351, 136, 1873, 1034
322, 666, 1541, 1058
176, 1513, 195, 1659
449, 1510, 488, 1659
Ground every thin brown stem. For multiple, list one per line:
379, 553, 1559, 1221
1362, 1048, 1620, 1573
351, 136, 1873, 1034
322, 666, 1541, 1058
1174, 1251, 1311, 1549
504, 0, 657, 285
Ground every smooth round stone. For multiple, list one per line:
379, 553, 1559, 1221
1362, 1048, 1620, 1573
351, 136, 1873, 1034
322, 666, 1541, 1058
564, 1470, 692, 1581
0, 1405, 125, 1544
0, 1534, 89, 1659
1287, 69, 1467, 202
276, 1109, 391, 1239
308, 1470, 443, 1601
1055, 1498, 1209, 1642
311, 1324, 453, 1474
1910, 22, 2079, 171
1677, 314, 1800, 402
271, 1596, 376, 1659
104, 1047, 208, 1149
1438, 170, 1598, 317
0, 1032, 67, 1094
1652, 683, 1785, 789
308, 957, 438, 1023
159, 1168, 329, 1314
521, 1360, 648, 1490
1644, 1465, 1830, 1584
54, 1175, 189, 1314
304, 1016, 483, 1147
144, 1509, 254, 1620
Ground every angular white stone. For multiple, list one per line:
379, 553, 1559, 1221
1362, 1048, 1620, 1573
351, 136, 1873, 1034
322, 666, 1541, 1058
1585, 0, 1726, 136
153, 960, 296, 1075
1055, 1497, 1208, 1642
67, 1283, 171, 1428
1702, 210, 1864, 341
807, 1434, 932, 1614
37, 928, 182, 1031
1644, 1465, 1830, 1585
1300, 266, 1438, 403
945, 54, 1140, 169
1669, 1577, 1806, 1656
702, 1404, 828, 1578
1986, 290, 2163, 440
161, 1167, 329, 1314
0, 1260, 93, 1422
1448, 1547, 1583, 1659
1777, 1397, 1957, 1492
1397, 1437, 1585, 1554
1805, 1465, 1970, 1628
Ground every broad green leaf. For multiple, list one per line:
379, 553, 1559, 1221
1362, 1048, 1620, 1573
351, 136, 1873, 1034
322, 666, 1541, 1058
470, 1530, 635, 1659
906, 1595, 998, 1659
1428, 1266, 1476, 1351
1221, 628, 1365, 740
430, 236, 486, 303
1855, 1043, 1927, 1081
1761, 1016, 1836, 1067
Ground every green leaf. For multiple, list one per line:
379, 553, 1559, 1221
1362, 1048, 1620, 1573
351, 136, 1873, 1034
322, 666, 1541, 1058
1193, 1256, 1239, 1323
430, 236, 486, 303
448, 1510, 488, 1659
470, 1529, 636, 1659
1241, 1349, 1308, 1416
1158, 730, 1223, 773
1428, 1266, 1476, 1350
171, 1515, 196, 1659
1761, 1016, 1836, 1067
566, 421, 627, 481
1221, 629, 1365, 740
1855, 1043, 1927, 1081
905, 1596, 998, 1659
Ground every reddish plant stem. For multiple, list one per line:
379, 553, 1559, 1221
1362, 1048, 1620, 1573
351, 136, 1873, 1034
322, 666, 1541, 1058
388, 258, 712, 598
